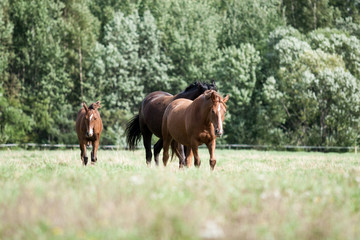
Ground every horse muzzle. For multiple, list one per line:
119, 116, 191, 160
215, 129, 223, 137
86, 130, 94, 137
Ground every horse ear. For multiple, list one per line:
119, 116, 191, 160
204, 90, 212, 99
83, 102, 89, 112
94, 101, 101, 109
223, 95, 229, 103
211, 91, 217, 102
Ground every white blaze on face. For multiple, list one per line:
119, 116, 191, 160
217, 105, 223, 134
88, 114, 94, 136
88, 128, 94, 136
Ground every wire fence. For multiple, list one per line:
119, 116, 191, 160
0, 143, 357, 153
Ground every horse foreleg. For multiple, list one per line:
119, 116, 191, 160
91, 140, 99, 165
153, 139, 163, 166
207, 140, 216, 170
192, 146, 201, 168
80, 142, 88, 166
162, 135, 172, 167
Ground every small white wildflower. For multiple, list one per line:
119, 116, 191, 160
355, 176, 360, 183
130, 175, 144, 185
199, 220, 224, 239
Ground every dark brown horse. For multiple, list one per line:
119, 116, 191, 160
125, 81, 217, 166
162, 90, 229, 170
76, 101, 103, 166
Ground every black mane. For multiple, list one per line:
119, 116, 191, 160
88, 104, 95, 110
184, 81, 217, 92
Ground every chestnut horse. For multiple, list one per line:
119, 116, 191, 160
162, 90, 229, 170
125, 81, 217, 166
76, 101, 103, 166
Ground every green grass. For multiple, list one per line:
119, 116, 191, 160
0, 149, 360, 240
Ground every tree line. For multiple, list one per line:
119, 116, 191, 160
1, 0, 360, 147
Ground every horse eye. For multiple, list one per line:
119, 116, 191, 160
211, 109, 215, 114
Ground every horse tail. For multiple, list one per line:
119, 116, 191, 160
125, 114, 141, 150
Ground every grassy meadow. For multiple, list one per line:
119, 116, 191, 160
0, 149, 360, 240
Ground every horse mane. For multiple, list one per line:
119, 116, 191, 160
184, 81, 217, 93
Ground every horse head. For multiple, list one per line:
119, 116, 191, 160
205, 90, 229, 137
83, 101, 101, 137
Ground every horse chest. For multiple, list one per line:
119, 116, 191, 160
197, 131, 214, 144
85, 135, 97, 142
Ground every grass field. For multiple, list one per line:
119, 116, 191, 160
0, 149, 360, 240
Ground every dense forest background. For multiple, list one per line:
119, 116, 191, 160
1, 0, 360, 147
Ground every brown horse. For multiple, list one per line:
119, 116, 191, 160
125, 81, 217, 166
162, 90, 229, 170
75, 101, 103, 166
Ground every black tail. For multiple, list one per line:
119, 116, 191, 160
125, 114, 142, 150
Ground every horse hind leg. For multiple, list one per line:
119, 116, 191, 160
180, 145, 186, 168
141, 127, 153, 166
162, 134, 172, 167
171, 141, 185, 168
153, 139, 163, 166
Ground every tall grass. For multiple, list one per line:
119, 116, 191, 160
0, 149, 359, 239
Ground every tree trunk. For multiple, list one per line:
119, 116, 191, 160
79, 45, 83, 100
313, 1, 317, 30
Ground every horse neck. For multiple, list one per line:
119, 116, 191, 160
90, 110, 101, 129
174, 88, 200, 101
191, 95, 212, 126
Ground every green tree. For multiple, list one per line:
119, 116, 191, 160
88, 0, 137, 42
218, 0, 285, 50
87, 10, 170, 144
330, 0, 360, 24
214, 44, 261, 143
282, 0, 341, 32
262, 27, 360, 146
62, 0, 100, 104
159, 0, 220, 90
308, 28, 360, 79
0, 85, 33, 143
0, 0, 12, 80
9, 0, 73, 143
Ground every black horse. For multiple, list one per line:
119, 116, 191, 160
126, 81, 217, 166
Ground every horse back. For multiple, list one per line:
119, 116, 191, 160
140, 91, 174, 137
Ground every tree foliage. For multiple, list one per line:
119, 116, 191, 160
1, 0, 360, 147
